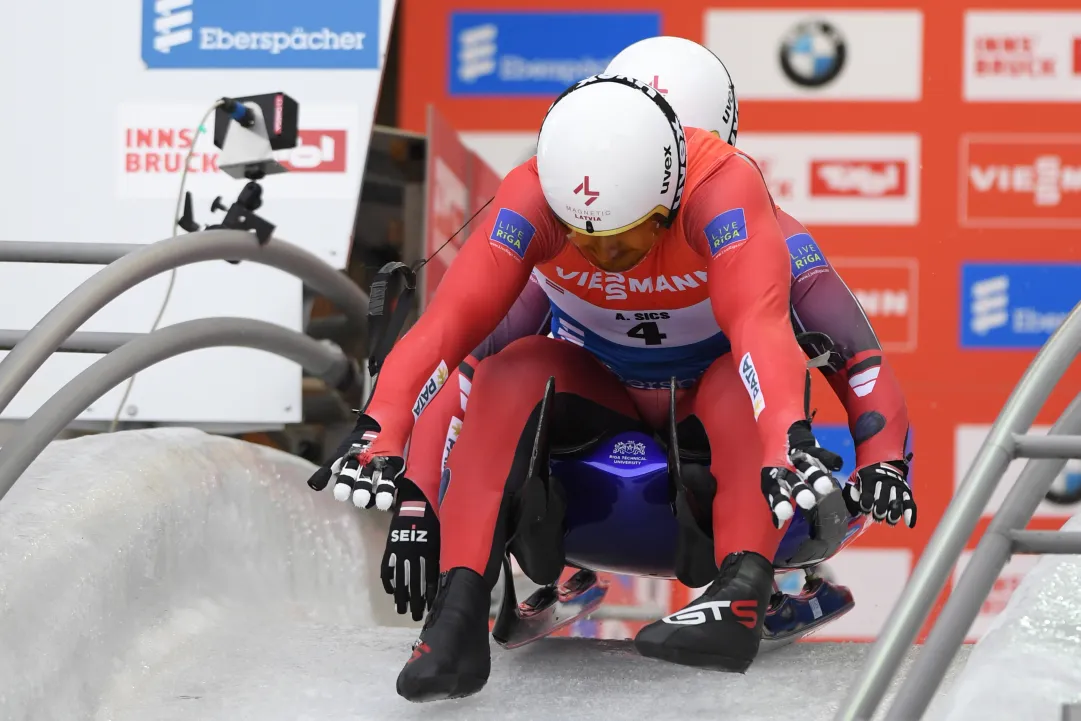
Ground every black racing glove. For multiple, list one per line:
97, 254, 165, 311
845, 459, 916, 528
761, 420, 845, 529
381, 479, 440, 620
306, 414, 406, 511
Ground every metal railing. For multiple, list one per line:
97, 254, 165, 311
837, 300, 1081, 720
0, 232, 369, 415
0, 231, 369, 503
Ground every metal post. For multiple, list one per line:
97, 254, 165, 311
0, 330, 142, 354
0, 230, 369, 416
836, 301, 1081, 721
1012, 434, 1081, 459
0, 241, 139, 264
0, 317, 352, 503
1010, 530, 1081, 554
882, 393, 1081, 720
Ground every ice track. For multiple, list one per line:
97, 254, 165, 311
0, 430, 968, 721
95, 623, 970, 721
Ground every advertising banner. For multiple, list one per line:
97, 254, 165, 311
423, 105, 470, 307
421, 105, 501, 309
401, 0, 1081, 641
143, 0, 381, 69
0, 0, 396, 423
964, 11, 1081, 103
738, 133, 922, 226
960, 134, 1081, 229
447, 11, 660, 97
703, 10, 923, 101
960, 263, 1081, 349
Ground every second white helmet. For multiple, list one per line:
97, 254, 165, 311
605, 36, 739, 147
536, 75, 687, 236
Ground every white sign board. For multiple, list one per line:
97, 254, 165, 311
0, 0, 396, 423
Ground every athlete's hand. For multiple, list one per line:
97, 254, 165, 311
845, 459, 916, 528
381, 479, 441, 621
760, 421, 844, 529
305, 414, 406, 511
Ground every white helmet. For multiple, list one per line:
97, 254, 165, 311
605, 36, 739, 147
536, 74, 686, 236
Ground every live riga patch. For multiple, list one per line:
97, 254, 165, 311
786, 233, 827, 278
705, 208, 748, 257
490, 208, 536, 260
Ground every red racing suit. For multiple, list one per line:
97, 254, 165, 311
405, 210, 910, 516
362, 128, 895, 577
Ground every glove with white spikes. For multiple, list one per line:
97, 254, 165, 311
845, 458, 916, 528
306, 415, 406, 511
760, 420, 845, 529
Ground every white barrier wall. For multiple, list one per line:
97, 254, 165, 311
936, 511, 1081, 720
0, 429, 405, 720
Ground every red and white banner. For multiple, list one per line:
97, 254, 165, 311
738, 133, 921, 226
117, 104, 360, 200
965, 11, 1081, 102
422, 105, 501, 308
960, 134, 1081, 228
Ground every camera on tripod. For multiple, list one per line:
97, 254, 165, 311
177, 92, 300, 249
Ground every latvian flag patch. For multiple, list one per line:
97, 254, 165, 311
399, 500, 427, 517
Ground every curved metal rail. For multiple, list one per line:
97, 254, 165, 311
837, 300, 1081, 720
0, 230, 369, 415
0, 317, 358, 502
0, 330, 143, 354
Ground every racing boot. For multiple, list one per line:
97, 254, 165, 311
396, 568, 492, 702
634, 551, 773, 672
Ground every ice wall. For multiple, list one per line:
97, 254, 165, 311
0, 428, 395, 719
936, 512, 1081, 720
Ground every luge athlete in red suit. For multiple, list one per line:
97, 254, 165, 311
306, 49, 913, 704
313, 72, 845, 698
384, 41, 913, 628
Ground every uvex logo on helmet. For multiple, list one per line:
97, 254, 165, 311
668, 114, 688, 215
722, 85, 738, 145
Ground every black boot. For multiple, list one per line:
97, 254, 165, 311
634, 551, 773, 672
396, 568, 493, 702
